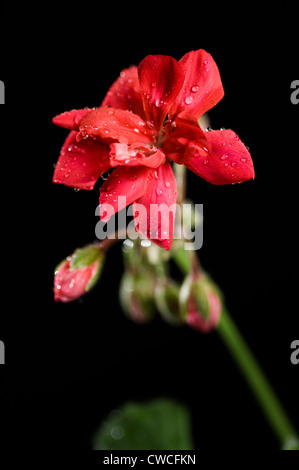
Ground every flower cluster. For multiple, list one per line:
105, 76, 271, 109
53, 49, 254, 250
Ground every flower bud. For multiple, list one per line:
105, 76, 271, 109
119, 269, 156, 323
54, 244, 104, 302
180, 273, 222, 333
154, 280, 183, 325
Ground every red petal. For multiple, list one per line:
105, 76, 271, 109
102, 66, 145, 119
138, 55, 184, 131
170, 49, 224, 120
133, 161, 177, 250
184, 129, 255, 185
162, 114, 208, 164
99, 165, 152, 221
77, 106, 154, 144
52, 109, 91, 130
109, 143, 166, 168
53, 131, 111, 190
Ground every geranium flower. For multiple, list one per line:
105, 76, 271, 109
53, 49, 254, 250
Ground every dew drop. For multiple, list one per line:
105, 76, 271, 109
101, 172, 110, 181
184, 95, 193, 105
191, 85, 199, 93
220, 155, 228, 160
156, 187, 163, 196
111, 425, 125, 440
203, 159, 209, 165
165, 181, 170, 188
151, 81, 157, 87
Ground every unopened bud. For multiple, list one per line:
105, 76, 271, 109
54, 244, 104, 302
119, 269, 156, 323
154, 280, 183, 325
180, 273, 222, 333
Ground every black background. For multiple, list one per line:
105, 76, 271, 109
0, 5, 298, 454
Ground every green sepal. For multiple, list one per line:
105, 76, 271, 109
70, 245, 102, 270
191, 280, 210, 320
85, 260, 104, 292
154, 281, 183, 325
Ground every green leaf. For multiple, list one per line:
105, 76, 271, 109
92, 398, 194, 450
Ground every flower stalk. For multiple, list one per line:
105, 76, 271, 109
217, 307, 299, 449
172, 164, 298, 450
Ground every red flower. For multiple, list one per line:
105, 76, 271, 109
53, 49, 254, 250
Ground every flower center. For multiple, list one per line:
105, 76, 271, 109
153, 118, 176, 149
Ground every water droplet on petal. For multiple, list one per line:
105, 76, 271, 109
165, 181, 170, 188
203, 159, 209, 165
184, 96, 193, 105
191, 85, 199, 92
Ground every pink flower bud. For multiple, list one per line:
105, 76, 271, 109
54, 245, 103, 302
186, 287, 221, 333
180, 273, 222, 333
119, 270, 156, 323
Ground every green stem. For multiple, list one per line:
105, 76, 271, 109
217, 307, 299, 449
172, 152, 298, 449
